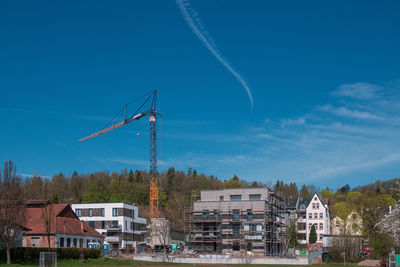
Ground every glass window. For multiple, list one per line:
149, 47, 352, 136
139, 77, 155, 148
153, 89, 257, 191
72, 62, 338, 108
309, 223, 312, 229
247, 209, 252, 221
89, 209, 93, 217
76, 209, 81, 217
233, 209, 240, 221
319, 223, 323, 230
230, 195, 242, 201
213, 210, 219, 221
314, 213, 318, 219
319, 213, 323, 219
89, 221, 95, 228
312, 203, 315, 209
59, 237, 64, 248
101, 221, 105, 229
101, 208, 105, 217
67, 238, 71, 247
125, 221, 128, 230
112, 208, 118, 217
249, 194, 261, 200
309, 213, 312, 219
319, 234, 323, 240
316, 203, 319, 209
220, 196, 224, 201
132, 210, 135, 219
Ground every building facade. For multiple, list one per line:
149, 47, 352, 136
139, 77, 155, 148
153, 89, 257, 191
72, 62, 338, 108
185, 188, 286, 256
22, 200, 103, 248
71, 203, 146, 250
287, 194, 330, 245
305, 194, 330, 244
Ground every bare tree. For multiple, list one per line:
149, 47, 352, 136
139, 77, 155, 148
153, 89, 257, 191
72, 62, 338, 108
42, 182, 54, 250
0, 160, 26, 264
151, 218, 170, 262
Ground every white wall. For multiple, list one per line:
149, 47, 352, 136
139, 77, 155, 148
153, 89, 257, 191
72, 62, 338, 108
305, 194, 330, 243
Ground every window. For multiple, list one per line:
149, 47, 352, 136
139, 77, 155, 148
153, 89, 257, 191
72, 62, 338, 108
312, 203, 315, 209
316, 203, 319, 209
89, 221, 95, 228
309, 213, 312, 219
233, 209, 240, 221
300, 204, 306, 211
131, 210, 135, 219
76, 209, 81, 217
73, 238, 77, 247
314, 213, 318, 219
220, 196, 224, 201
112, 208, 118, 217
319, 213, 323, 219
249, 194, 261, 200
202, 211, 208, 221
89, 209, 93, 217
101, 208, 105, 217
213, 210, 219, 221
101, 221, 105, 229
125, 220, 128, 230
59, 237, 64, 248
247, 209, 253, 221
319, 223, 323, 230
67, 238, 71, 247
309, 223, 312, 230
130, 222, 133, 230
319, 234, 323, 240
230, 195, 242, 201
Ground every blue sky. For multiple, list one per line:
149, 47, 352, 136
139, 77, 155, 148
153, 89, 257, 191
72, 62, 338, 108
1, 0, 400, 188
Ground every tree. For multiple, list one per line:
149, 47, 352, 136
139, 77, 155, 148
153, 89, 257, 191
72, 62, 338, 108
376, 202, 400, 248
42, 182, 54, 250
0, 160, 26, 264
309, 224, 317, 244
288, 222, 298, 248
151, 218, 170, 261
300, 185, 311, 198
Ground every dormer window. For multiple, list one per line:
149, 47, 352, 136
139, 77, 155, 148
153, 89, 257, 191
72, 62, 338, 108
300, 204, 305, 210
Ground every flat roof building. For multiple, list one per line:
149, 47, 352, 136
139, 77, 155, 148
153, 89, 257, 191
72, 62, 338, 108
185, 188, 286, 256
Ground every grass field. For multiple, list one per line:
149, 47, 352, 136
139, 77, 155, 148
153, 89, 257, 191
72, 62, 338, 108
0, 258, 359, 267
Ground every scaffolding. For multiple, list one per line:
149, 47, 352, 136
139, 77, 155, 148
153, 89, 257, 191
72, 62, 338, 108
184, 191, 287, 256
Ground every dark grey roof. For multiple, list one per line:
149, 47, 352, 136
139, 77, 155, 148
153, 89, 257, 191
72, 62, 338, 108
286, 198, 298, 210
297, 197, 311, 211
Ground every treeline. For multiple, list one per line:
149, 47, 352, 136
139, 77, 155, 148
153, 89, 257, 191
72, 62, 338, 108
22, 168, 267, 230
22, 166, 400, 234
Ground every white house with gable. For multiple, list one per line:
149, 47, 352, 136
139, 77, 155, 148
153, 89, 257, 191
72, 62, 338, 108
306, 193, 330, 243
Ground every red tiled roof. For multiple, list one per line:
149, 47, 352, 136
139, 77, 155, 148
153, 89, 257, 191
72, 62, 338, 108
23, 203, 102, 238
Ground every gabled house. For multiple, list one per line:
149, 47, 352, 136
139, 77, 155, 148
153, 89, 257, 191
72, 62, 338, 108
22, 200, 103, 248
331, 211, 363, 236
305, 193, 330, 244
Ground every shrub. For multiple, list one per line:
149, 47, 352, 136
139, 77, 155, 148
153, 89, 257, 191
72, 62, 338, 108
0, 247, 100, 263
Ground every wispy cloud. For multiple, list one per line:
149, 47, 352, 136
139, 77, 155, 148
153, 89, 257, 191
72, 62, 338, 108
176, 0, 254, 109
333, 82, 382, 99
319, 104, 384, 120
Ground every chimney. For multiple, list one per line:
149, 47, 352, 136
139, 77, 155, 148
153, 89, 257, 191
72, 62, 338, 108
81, 221, 84, 232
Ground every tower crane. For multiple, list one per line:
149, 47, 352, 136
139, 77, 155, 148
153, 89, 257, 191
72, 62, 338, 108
78, 90, 160, 219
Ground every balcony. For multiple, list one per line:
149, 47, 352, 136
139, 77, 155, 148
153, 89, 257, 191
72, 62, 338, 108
105, 236, 121, 243
105, 224, 122, 231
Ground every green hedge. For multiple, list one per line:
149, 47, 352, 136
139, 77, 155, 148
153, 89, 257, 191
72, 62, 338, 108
0, 247, 100, 263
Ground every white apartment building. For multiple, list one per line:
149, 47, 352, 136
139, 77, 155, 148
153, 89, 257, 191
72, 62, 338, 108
305, 193, 330, 244
71, 203, 147, 250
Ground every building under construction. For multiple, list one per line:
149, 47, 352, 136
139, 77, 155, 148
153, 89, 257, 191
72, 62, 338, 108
184, 188, 287, 256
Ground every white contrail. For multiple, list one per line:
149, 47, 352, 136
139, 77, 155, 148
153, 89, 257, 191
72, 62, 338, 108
176, 0, 254, 109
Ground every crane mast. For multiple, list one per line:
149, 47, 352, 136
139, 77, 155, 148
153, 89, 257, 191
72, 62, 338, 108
78, 90, 159, 219
149, 91, 159, 219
